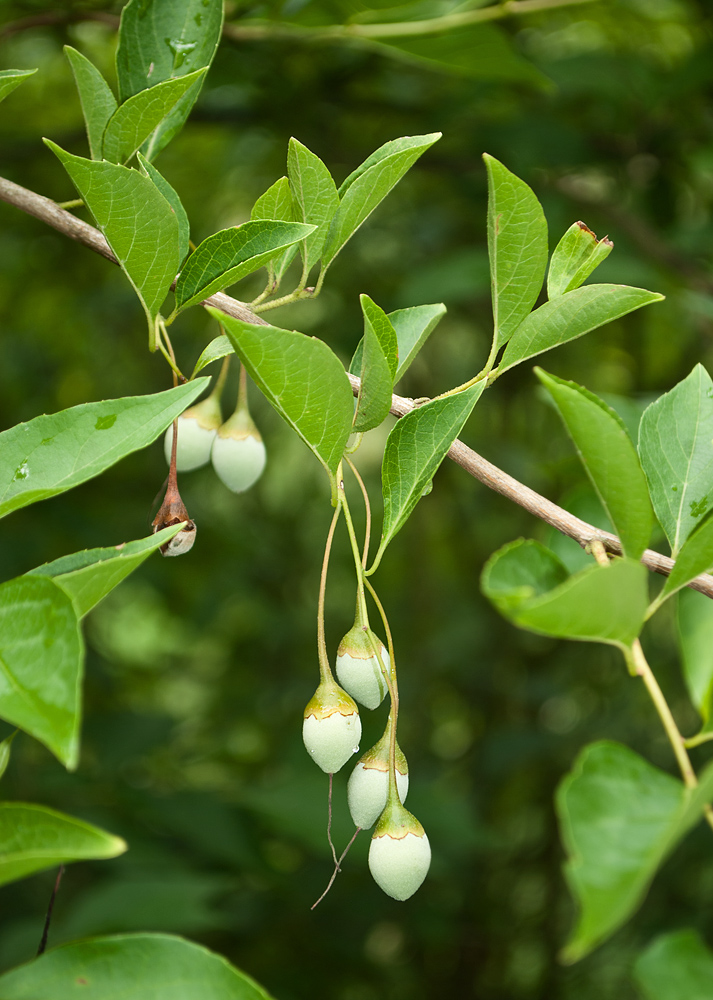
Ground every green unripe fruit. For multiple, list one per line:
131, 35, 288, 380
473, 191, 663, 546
335, 625, 389, 710
302, 679, 362, 773
368, 798, 431, 901
164, 395, 222, 472
348, 728, 408, 829
211, 409, 266, 493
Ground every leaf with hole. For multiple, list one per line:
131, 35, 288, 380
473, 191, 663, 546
287, 138, 339, 271
116, 0, 223, 160
482, 539, 648, 649
0, 380, 208, 519
44, 142, 180, 328
26, 525, 186, 618
208, 311, 353, 478
557, 741, 713, 963
322, 133, 441, 268
483, 153, 548, 349
102, 70, 206, 163
376, 381, 485, 564
0, 802, 126, 888
639, 364, 713, 556
548, 221, 613, 299
174, 221, 316, 312
535, 369, 653, 559
64, 48, 117, 160
499, 284, 664, 373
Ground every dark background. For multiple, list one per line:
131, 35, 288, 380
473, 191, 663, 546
1, 1, 713, 997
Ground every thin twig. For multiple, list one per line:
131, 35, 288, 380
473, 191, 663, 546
327, 772, 339, 869
311, 827, 361, 910
37, 864, 64, 955
2, 175, 712, 599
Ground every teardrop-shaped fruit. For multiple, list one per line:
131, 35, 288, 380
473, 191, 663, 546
368, 798, 431, 901
302, 679, 362, 774
335, 625, 390, 710
348, 718, 408, 828
211, 408, 266, 493
164, 394, 222, 472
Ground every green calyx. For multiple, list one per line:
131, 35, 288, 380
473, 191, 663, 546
338, 623, 383, 660
359, 718, 408, 775
374, 794, 424, 840
217, 406, 262, 442
183, 393, 222, 431
303, 677, 359, 721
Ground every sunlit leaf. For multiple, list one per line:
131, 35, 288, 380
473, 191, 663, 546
287, 138, 339, 270
190, 335, 234, 379
0, 381, 208, 518
548, 221, 613, 299
557, 742, 713, 963
352, 295, 399, 433
0, 802, 126, 887
0, 69, 37, 104
250, 175, 297, 283
64, 47, 117, 160
137, 152, 190, 264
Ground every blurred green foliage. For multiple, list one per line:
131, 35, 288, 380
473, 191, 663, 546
1, 1, 713, 997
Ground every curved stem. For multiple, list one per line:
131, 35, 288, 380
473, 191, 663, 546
210, 350, 230, 402
364, 577, 399, 796
338, 468, 369, 626
157, 319, 186, 382
345, 456, 371, 569
317, 505, 342, 683
310, 827, 361, 910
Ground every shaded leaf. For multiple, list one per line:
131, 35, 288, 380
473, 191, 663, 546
0, 69, 37, 104
44, 142, 180, 328
0, 933, 272, 999
0, 803, 125, 888
323, 133, 441, 268
639, 364, 713, 556
0, 380, 208, 518
287, 138, 339, 270
190, 335, 234, 379
0, 576, 83, 768
208, 311, 353, 478
677, 588, 713, 733
557, 742, 713, 963
657, 512, 713, 605
102, 70, 205, 164
535, 369, 653, 559
27, 525, 186, 618
634, 929, 713, 1000
250, 176, 297, 283
352, 295, 398, 433
548, 221, 613, 299
484, 153, 548, 349
391, 303, 446, 382
481, 539, 647, 649
137, 152, 190, 264
116, 0, 223, 160
0, 731, 16, 781
64, 47, 117, 160
174, 221, 315, 312
376, 381, 484, 563
499, 284, 664, 373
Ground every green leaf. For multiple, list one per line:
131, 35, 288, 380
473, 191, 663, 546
657, 512, 713, 606
44, 142, 180, 328
483, 154, 548, 349
174, 221, 316, 312
102, 70, 206, 164
376, 381, 485, 562
207, 311, 354, 478
190, 335, 234, 379
535, 369, 653, 559
391, 303, 446, 383
0, 803, 126, 888
481, 540, 648, 648
639, 365, 713, 556
0, 576, 83, 768
677, 588, 713, 732
116, 0, 224, 160
137, 152, 190, 265
352, 295, 399, 433
0, 933, 272, 1000
557, 741, 713, 963
250, 176, 298, 283
0, 731, 16, 781
287, 138, 339, 270
0, 69, 37, 104
499, 284, 664, 373
547, 221, 613, 299
64, 48, 117, 160
322, 133, 441, 268
369, 24, 549, 86
0, 380, 208, 519
634, 929, 713, 1000
26, 525, 185, 618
